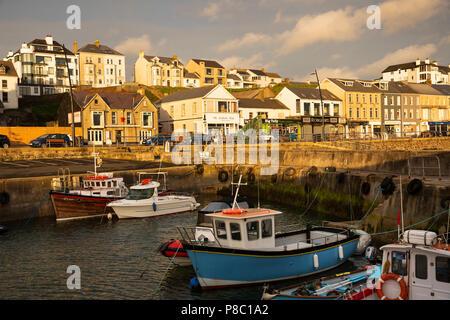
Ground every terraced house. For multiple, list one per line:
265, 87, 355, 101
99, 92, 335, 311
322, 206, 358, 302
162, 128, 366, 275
228, 68, 283, 88
135, 52, 185, 87
382, 58, 450, 85
57, 91, 157, 145
321, 78, 382, 137
156, 85, 239, 135
6, 35, 78, 97
185, 59, 227, 86
75, 40, 125, 88
0, 60, 19, 111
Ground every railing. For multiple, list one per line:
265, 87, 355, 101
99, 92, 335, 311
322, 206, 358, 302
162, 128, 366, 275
407, 155, 442, 180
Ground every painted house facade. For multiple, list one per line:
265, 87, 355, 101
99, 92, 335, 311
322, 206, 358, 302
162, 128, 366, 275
58, 91, 157, 145
134, 51, 184, 87
185, 59, 227, 87
156, 85, 239, 135
238, 98, 289, 128
274, 86, 344, 139
382, 58, 450, 85
6, 35, 78, 97
76, 40, 125, 88
0, 60, 19, 111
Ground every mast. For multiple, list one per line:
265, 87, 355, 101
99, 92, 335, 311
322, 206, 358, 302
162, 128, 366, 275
63, 44, 75, 147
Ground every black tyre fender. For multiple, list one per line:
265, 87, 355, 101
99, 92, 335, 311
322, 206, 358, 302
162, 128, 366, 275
406, 179, 423, 195
337, 172, 346, 184
218, 170, 229, 183
284, 167, 296, 176
0, 192, 10, 205
361, 182, 371, 195
271, 173, 277, 184
304, 183, 311, 194
248, 173, 256, 184
440, 197, 450, 209
380, 177, 395, 196
195, 164, 204, 175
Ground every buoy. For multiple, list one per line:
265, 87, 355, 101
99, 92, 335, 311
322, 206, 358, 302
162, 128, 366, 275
190, 277, 201, 290
141, 179, 152, 185
152, 202, 157, 211
107, 213, 113, 220
338, 245, 344, 260
313, 253, 319, 269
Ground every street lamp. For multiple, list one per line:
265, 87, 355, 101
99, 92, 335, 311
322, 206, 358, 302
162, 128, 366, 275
311, 69, 325, 141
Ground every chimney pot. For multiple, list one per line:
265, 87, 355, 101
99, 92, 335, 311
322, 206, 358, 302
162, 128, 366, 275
94, 40, 100, 48
73, 41, 78, 54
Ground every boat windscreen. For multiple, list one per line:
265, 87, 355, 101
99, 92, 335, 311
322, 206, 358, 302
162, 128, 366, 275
126, 188, 154, 200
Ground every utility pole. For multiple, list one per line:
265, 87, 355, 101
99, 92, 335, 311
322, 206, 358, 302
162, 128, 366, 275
63, 44, 75, 147
312, 69, 325, 141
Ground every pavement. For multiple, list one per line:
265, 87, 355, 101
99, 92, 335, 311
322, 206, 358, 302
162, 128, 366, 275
0, 158, 173, 179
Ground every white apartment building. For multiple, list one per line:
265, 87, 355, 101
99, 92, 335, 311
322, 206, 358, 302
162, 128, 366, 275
382, 58, 450, 85
6, 35, 78, 97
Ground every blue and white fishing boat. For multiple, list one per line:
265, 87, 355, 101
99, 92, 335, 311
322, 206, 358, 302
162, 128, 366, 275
178, 208, 360, 290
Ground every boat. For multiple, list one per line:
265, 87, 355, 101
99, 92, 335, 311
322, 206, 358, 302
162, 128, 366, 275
178, 208, 360, 290
107, 178, 200, 219
0, 224, 8, 234
50, 152, 129, 221
348, 229, 450, 300
262, 265, 381, 300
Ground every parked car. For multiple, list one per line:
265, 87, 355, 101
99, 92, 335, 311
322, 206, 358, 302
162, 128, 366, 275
29, 134, 72, 148
142, 134, 172, 146
0, 134, 10, 148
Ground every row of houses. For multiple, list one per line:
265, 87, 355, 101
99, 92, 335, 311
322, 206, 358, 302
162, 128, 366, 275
55, 77, 450, 146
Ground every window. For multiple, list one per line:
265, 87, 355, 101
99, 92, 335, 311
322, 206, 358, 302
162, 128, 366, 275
391, 251, 408, 276
296, 99, 301, 113
92, 111, 103, 127
2, 92, 8, 102
193, 102, 197, 114
247, 221, 259, 241
348, 94, 352, 103
314, 103, 320, 115
111, 112, 117, 125
2, 80, 7, 88
324, 103, 330, 115
436, 257, 449, 283
375, 108, 378, 118
126, 112, 132, 125
390, 109, 394, 120
98, 58, 101, 63
370, 108, 373, 118
349, 107, 352, 118
215, 220, 227, 239
261, 219, 272, 238
206, 68, 212, 75
415, 255, 427, 280
230, 223, 241, 241
142, 112, 153, 128
304, 103, 310, 115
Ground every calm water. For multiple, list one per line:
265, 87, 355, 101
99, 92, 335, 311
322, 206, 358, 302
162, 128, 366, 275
0, 194, 367, 300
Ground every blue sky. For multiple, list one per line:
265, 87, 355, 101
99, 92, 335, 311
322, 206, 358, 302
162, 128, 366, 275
0, 0, 449, 82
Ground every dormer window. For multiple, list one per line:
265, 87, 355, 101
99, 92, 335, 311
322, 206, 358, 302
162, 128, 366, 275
342, 81, 353, 86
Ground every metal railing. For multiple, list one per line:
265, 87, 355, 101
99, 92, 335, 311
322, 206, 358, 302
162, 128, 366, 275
407, 155, 442, 180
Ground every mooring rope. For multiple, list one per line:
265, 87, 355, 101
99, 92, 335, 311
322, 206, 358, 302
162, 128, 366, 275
299, 173, 326, 217
357, 186, 382, 223
152, 241, 183, 297
368, 208, 449, 236
24, 191, 50, 227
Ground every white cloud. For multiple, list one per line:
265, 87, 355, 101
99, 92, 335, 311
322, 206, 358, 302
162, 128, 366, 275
217, 32, 272, 52
114, 34, 152, 56
296, 43, 438, 81
276, 7, 365, 55
201, 3, 220, 21
331, 53, 341, 61
219, 53, 278, 70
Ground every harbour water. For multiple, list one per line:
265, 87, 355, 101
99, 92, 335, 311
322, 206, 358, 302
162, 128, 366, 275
0, 194, 368, 300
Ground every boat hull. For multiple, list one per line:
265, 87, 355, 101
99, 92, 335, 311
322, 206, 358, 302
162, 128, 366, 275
185, 236, 359, 290
50, 191, 120, 221
109, 197, 199, 219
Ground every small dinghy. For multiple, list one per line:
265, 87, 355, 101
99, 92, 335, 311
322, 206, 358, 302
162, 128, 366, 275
0, 225, 8, 234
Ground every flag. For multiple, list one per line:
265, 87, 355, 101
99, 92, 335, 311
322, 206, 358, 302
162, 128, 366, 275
397, 210, 401, 226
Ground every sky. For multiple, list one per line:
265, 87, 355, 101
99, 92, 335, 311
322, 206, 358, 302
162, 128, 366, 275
0, 0, 449, 83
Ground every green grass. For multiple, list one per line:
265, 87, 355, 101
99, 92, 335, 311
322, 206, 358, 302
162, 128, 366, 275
31, 102, 60, 123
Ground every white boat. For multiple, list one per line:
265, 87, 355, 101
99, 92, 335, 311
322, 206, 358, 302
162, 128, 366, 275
107, 178, 200, 219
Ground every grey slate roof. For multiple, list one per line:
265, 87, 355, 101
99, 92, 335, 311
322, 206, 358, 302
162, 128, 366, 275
0, 60, 18, 77
238, 98, 289, 110
78, 43, 123, 56
145, 55, 182, 66
432, 84, 450, 95
72, 91, 145, 109
326, 78, 382, 93
155, 85, 219, 104
191, 59, 225, 69
286, 86, 342, 101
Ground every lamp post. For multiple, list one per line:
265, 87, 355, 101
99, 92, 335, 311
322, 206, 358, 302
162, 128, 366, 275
63, 44, 75, 147
311, 69, 325, 141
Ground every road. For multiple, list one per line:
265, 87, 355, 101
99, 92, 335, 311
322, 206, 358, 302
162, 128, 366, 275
0, 158, 173, 179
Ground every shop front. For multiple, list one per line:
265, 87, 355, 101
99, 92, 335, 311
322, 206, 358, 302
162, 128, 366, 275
428, 121, 450, 136
203, 113, 240, 135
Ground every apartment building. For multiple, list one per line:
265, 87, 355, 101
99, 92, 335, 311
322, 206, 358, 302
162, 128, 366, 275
0, 60, 19, 111
155, 85, 239, 135
185, 59, 227, 86
75, 40, 125, 88
382, 58, 450, 85
6, 35, 78, 97
135, 51, 184, 87
321, 78, 382, 136
228, 68, 283, 88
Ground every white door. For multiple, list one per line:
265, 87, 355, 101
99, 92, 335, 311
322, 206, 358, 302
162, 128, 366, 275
88, 130, 103, 145
410, 253, 433, 299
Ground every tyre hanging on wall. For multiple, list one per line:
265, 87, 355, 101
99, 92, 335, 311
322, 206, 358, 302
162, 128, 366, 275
361, 182, 371, 195
284, 167, 296, 177
271, 173, 277, 184
247, 173, 256, 184
0, 192, 10, 205
337, 172, 346, 184
195, 164, 204, 175
218, 170, 229, 183
380, 177, 395, 196
406, 179, 423, 195
440, 196, 450, 209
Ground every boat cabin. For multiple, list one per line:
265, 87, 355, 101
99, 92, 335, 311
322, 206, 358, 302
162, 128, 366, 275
206, 208, 281, 250
125, 179, 160, 200
379, 230, 450, 300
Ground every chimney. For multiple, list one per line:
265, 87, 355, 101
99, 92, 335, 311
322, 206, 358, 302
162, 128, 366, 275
73, 41, 78, 54
425, 58, 430, 64
261, 68, 265, 72
7, 51, 13, 58
416, 58, 421, 66
139, 50, 144, 58
94, 40, 100, 48
45, 35, 53, 45
172, 54, 177, 60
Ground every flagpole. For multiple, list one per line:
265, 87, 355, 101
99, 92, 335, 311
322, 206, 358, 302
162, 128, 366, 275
400, 175, 404, 237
